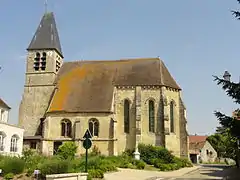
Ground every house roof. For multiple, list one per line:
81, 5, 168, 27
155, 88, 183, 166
189, 135, 208, 143
189, 135, 208, 154
0, 98, 11, 109
189, 141, 205, 154
27, 12, 63, 57
48, 57, 181, 113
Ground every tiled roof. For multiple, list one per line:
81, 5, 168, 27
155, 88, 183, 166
48, 57, 181, 113
189, 135, 208, 143
0, 98, 11, 109
189, 141, 205, 154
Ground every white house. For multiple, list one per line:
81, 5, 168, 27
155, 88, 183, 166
0, 98, 24, 156
189, 135, 217, 164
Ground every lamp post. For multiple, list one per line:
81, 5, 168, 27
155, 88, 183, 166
223, 71, 231, 81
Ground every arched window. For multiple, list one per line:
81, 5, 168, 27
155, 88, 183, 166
41, 52, 47, 70
0, 131, 6, 151
89, 118, 99, 137
61, 119, 72, 137
124, 99, 130, 133
34, 52, 41, 71
10, 135, 19, 152
149, 100, 155, 132
170, 101, 175, 133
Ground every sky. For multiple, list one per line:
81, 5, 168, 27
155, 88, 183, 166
0, 0, 240, 135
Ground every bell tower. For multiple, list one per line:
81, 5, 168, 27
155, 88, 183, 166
19, 12, 63, 141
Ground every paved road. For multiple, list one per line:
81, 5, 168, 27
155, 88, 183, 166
146, 164, 240, 180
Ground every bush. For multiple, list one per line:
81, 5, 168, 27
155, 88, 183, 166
132, 159, 145, 169
3, 173, 14, 180
89, 145, 101, 156
23, 151, 47, 176
138, 144, 174, 164
37, 158, 69, 177
88, 169, 104, 179
57, 142, 78, 160
0, 156, 25, 175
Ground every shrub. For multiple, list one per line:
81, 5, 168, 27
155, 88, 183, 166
88, 169, 104, 179
132, 159, 145, 169
122, 149, 135, 157
57, 142, 78, 160
0, 156, 25, 175
37, 158, 69, 177
23, 153, 47, 176
3, 173, 14, 180
173, 157, 192, 168
89, 145, 101, 156
138, 144, 174, 164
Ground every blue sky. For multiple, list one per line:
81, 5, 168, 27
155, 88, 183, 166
0, 0, 239, 135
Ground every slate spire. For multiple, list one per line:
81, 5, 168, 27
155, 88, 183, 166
27, 12, 63, 57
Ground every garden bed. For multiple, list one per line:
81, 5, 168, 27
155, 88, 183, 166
0, 143, 192, 180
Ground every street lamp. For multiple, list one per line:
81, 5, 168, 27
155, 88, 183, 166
223, 71, 231, 81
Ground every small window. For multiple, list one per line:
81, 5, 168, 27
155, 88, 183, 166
30, 142, 37, 149
40, 52, 47, 70
61, 119, 72, 137
170, 101, 175, 133
89, 118, 99, 137
0, 131, 5, 151
34, 52, 41, 71
56, 60, 61, 72
124, 99, 130, 133
206, 150, 209, 155
149, 100, 155, 132
10, 135, 18, 152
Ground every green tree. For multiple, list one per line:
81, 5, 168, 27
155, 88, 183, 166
212, 0, 240, 166
207, 133, 226, 158
56, 142, 78, 160
207, 131, 237, 160
213, 74, 240, 167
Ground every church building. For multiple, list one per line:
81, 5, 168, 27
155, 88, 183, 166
18, 11, 189, 157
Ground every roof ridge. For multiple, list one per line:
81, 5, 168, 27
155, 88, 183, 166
63, 57, 160, 64
0, 97, 11, 109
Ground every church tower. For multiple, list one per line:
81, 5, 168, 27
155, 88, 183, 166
19, 12, 63, 142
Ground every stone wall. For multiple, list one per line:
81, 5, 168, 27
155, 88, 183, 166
41, 86, 183, 157
46, 173, 88, 180
19, 50, 62, 137
200, 141, 218, 163
179, 98, 189, 158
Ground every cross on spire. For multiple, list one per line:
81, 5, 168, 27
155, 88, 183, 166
44, 0, 48, 13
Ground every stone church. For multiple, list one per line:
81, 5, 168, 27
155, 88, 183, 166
18, 11, 189, 157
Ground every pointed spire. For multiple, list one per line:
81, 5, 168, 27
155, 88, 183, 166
27, 12, 63, 57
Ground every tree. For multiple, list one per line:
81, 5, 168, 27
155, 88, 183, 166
232, 0, 240, 20
213, 74, 240, 167
207, 133, 226, 158
207, 131, 237, 160
56, 142, 78, 160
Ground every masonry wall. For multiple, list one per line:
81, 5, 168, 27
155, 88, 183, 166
179, 101, 189, 158
41, 86, 183, 157
42, 113, 115, 156
115, 86, 181, 156
200, 141, 217, 163
19, 50, 62, 137
163, 87, 181, 157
